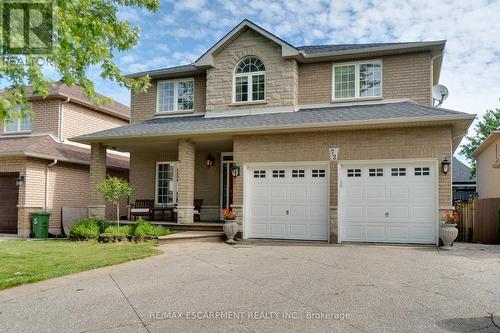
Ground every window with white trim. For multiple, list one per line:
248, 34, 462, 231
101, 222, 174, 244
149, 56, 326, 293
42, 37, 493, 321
157, 79, 194, 112
272, 169, 285, 178
253, 170, 266, 178
369, 168, 384, 177
234, 57, 265, 102
333, 61, 382, 100
4, 105, 32, 133
347, 169, 361, 177
312, 169, 326, 178
155, 162, 177, 205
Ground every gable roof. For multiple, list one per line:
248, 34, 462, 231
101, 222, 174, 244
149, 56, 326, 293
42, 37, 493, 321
26, 82, 130, 120
194, 19, 300, 67
127, 20, 445, 79
472, 129, 500, 157
452, 157, 476, 183
0, 134, 128, 169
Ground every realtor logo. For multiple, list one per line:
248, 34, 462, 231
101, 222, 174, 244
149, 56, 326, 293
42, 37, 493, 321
2, 0, 55, 54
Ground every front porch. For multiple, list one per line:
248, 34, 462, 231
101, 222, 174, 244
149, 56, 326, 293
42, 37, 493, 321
87, 136, 238, 226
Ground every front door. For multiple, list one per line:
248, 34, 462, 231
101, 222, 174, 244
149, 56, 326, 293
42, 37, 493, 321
220, 153, 234, 219
0, 173, 19, 233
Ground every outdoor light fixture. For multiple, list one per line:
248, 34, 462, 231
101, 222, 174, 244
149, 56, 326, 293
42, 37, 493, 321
230, 165, 240, 177
16, 175, 25, 187
206, 155, 215, 167
441, 158, 451, 175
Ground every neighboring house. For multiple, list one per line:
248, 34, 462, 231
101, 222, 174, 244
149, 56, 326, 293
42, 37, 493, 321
75, 20, 475, 245
452, 157, 476, 202
472, 129, 500, 199
0, 83, 129, 237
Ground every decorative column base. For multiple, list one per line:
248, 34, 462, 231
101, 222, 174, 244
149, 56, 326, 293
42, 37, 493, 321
88, 205, 106, 219
176, 205, 194, 224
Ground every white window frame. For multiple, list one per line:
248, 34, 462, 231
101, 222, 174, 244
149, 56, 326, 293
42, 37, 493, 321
156, 78, 194, 113
232, 59, 266, 103
155, 161, 178, 205
332, 60, 382, 101
4, 111, 32, 134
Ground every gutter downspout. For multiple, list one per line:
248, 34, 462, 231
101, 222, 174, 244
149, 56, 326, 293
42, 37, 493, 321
59, 97, 70, 142
45, 159, 58, 211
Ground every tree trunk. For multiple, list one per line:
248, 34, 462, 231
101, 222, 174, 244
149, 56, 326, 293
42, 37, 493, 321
116, 204, 120, 227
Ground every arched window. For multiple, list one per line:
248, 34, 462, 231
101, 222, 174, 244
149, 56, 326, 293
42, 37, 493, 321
233, 57, 265, 102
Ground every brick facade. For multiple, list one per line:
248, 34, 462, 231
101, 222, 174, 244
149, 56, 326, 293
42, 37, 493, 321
233, 126, 452, 242
130, 75, 206, 124
298, 52, 432, 106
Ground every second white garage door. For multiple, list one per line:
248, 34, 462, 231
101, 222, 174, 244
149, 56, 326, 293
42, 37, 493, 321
246, 164, 329, 241
339, 161, 438, 244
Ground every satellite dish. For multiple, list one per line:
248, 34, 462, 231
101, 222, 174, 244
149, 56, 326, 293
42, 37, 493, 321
432, 84, 449, 107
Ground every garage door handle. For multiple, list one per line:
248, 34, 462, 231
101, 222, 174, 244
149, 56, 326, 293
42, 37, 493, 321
385, 212, 389, 217
286, 210, 289, 215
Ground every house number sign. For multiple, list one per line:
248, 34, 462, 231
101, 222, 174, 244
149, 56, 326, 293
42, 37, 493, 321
329, 148, 339, 161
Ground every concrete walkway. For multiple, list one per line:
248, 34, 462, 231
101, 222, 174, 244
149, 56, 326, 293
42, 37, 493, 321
0, 242, 499, 332
0, 234, 18, 242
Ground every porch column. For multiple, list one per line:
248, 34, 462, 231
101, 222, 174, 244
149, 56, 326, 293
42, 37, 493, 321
88, 142, 107, 218
177, 139, 195, 224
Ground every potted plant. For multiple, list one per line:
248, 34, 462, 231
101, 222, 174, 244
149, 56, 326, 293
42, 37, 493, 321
439, 210, 459, 248
222, 208, 239, 245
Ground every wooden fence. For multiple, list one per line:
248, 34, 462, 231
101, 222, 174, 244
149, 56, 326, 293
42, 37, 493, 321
455, 197, 500, 244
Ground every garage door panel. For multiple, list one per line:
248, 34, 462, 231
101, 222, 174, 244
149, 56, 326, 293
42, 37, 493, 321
250, 223, 268, 237
310, 224, 328, 239
389, 186, 410, 200
344, 225, 364, 241
366, 206, 387, 219
270, 186, 287, 201
247, 164, 329, 241
340, 162, 437, 244
388, 226, 410, 241
290, 184, 307, 201
289, 224, 306, 237
269, 223, 286, 236
345, 186, 363, 200
366, 185, 386, 199
389, 206, 409, 219
366, 225, 387, 241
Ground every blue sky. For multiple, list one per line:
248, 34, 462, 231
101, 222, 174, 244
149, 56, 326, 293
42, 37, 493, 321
100, 0, 500, 120
11, 1, 500, 158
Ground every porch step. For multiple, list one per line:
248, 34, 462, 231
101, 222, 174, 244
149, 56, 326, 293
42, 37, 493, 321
158, 231, 225, 244
122, 221, 224, 232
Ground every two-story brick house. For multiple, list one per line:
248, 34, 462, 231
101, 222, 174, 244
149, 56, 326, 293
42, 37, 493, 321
0, 83, 129, 237
76, 20, 475, 244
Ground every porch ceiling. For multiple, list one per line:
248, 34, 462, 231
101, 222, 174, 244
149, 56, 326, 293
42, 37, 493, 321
105, 135, 233, 153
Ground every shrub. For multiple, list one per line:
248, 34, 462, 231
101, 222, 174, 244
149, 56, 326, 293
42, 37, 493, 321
70, 218, 104, 240
103, 225, 134, 236
134, 219, 170, 237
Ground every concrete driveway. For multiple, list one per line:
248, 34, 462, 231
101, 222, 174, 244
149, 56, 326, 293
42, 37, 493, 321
0, 242, 499, 333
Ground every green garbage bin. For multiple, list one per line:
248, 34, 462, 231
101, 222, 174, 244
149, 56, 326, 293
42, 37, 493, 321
32, 212, 50, 238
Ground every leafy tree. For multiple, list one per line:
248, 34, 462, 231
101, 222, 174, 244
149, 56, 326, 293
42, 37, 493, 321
0, 0, 160, 119
460, 107, 500, 175
97, 176, 132, 226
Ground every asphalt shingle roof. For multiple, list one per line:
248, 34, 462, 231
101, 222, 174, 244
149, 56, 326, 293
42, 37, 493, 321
75, 101, 471, 141
452, 157, 476, 183
297, 42, 408, 54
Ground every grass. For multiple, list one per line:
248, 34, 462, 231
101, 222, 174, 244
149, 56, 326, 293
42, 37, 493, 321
0, 240, 161, 290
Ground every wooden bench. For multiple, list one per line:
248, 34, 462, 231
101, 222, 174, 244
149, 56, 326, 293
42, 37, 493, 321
129, 200, 154, 220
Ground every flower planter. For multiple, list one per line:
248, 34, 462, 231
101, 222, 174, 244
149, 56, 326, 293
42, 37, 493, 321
223, 220, 238, 245
439, 222, 458, 248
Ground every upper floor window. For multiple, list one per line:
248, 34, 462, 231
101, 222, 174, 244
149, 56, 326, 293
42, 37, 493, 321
332, 61, 382, 100
157, 79, 194, 113
4, 105, 32, 133
233, 57, 265, 102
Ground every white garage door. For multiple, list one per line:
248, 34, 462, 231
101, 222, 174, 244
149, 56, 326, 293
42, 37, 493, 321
246, 164, 329, 241
339, 161, 437, 244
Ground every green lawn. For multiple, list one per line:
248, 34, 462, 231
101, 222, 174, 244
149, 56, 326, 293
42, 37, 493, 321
0, 240, 161, 290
